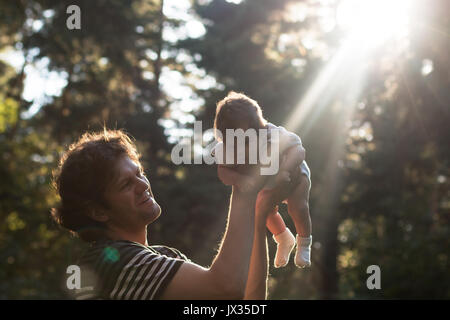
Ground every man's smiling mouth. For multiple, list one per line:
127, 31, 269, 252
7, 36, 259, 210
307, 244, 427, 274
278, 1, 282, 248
139, 193, 154, 205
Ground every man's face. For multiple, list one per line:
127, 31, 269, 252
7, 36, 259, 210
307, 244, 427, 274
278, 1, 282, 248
102, 155, 161, 233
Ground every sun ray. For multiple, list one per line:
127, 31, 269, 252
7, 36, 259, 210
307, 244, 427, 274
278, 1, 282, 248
284, 35, 370, 134
281, 0, 417, 231
418, 21, 450, 39
398, 66, 429, 137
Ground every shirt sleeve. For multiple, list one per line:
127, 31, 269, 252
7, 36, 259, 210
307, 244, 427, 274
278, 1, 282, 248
276, 125, 303, 152
151, 245, 191, 262
107, 244, 184, 300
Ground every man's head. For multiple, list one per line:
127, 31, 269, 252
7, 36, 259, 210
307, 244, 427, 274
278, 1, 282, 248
51, 129, 161, 242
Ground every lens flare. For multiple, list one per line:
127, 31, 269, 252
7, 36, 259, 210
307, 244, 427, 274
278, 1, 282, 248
103, 247, 120, 263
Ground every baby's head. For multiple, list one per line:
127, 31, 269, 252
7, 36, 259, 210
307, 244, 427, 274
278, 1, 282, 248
214, 91, 267, 142
214, 92, 268, 166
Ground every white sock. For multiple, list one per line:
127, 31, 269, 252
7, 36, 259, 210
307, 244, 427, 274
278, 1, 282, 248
273, 228, 296, 268
295, 235, 312, 268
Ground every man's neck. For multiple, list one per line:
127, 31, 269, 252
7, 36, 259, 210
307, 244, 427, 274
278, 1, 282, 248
105, 226, 148, 246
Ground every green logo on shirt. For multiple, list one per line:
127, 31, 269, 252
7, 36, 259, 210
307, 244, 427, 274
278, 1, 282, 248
103, 247, 120, 263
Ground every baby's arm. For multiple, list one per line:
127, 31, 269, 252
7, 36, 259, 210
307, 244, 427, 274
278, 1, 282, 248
276, 128, 305, 181
279, 144, 305, 177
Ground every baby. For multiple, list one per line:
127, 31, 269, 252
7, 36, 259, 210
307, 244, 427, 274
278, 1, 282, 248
212, 92, 312, 268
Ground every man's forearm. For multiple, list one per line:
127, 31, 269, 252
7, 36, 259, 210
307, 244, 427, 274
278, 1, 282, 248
218, 165, 242, 186
209, 189, 258, 298
244, 217, 269, 300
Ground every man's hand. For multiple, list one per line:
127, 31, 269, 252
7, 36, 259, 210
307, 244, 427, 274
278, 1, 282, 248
237, 175, 259, 193
228, 164, 270, 196
255, 178, 294, 219
217, 165, 260, 193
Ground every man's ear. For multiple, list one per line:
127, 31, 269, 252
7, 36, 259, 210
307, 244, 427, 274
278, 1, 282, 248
88, 208, 109, 223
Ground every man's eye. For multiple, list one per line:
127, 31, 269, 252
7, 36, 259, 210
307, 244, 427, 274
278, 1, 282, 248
121, 181, 131, 190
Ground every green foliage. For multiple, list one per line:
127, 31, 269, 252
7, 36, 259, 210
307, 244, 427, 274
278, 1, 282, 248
0, 98, 18, 133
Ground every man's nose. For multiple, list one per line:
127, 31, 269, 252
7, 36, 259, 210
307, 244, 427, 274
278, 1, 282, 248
135, 176, 149, 194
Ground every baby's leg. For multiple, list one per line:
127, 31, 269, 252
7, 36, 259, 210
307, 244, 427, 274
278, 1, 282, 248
286, 175, 312, 268
266, 208, 295, 268
287, 175, 311, 237
265, 207, 285, 236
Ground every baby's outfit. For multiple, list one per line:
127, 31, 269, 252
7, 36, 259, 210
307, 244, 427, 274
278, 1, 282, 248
262, 123, 310, 189
264, 123, 312, 268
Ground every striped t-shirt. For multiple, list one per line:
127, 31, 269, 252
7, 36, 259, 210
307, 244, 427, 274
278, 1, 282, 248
73, 239, 189, 300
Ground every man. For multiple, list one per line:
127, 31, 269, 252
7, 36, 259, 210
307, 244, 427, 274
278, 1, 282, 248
52, 129, 302, 299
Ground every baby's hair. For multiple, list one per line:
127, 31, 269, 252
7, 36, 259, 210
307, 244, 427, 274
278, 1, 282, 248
214, 91, 267, 141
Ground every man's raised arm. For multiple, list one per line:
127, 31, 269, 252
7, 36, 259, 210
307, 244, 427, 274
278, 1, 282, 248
160, 185, 262, 299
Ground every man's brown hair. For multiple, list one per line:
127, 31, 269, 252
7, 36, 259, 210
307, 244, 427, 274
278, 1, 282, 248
214, 91, 267, 141
51, 129, 142, 242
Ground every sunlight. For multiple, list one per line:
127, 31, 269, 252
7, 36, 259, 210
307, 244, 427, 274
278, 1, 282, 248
284, 36, 369, 133
284, 0, 417, 132
336, 0, 412, 47
283, 1, 400, 227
